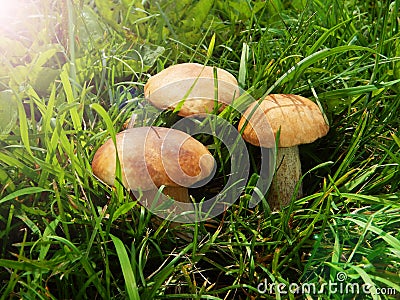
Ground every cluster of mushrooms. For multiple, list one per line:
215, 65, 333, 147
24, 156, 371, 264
92, 63, 329, 218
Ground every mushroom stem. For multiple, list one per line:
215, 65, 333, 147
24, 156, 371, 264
267, 146, 303, 210
142, 186, 193, 219
148, 186, 194, 241
162, 186, 190, 203
140, 186, 191, 210
162, 186, 195, 224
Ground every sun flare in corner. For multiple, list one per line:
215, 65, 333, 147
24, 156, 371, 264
0, 0, 21, 20
0, 0, 37, 33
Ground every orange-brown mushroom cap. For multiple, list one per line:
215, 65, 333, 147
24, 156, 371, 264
238, 94, 329, 148
92, 127, 215, 191
144, 63, 240, 117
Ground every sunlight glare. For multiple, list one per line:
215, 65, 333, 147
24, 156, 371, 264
0, 0, 19, 19
0, 0, 31, 32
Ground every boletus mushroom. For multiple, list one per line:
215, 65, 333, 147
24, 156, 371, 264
238, 94, 329, 210
144, 63, 240, 117
92, 126, 215, 219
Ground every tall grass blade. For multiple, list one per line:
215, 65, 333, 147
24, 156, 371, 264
110, 234, 140, 300
266, 46, 377, 95
0, 187, 52, 205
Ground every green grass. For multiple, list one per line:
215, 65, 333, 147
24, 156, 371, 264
0, 0, 399, 299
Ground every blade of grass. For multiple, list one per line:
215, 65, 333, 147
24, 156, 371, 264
238, 42, 249, 87
0, 187, 52, 205
343, 217, 400, 250
266, 45, 377, 95
110, 234, 140, 300
60, 69, 81, 130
